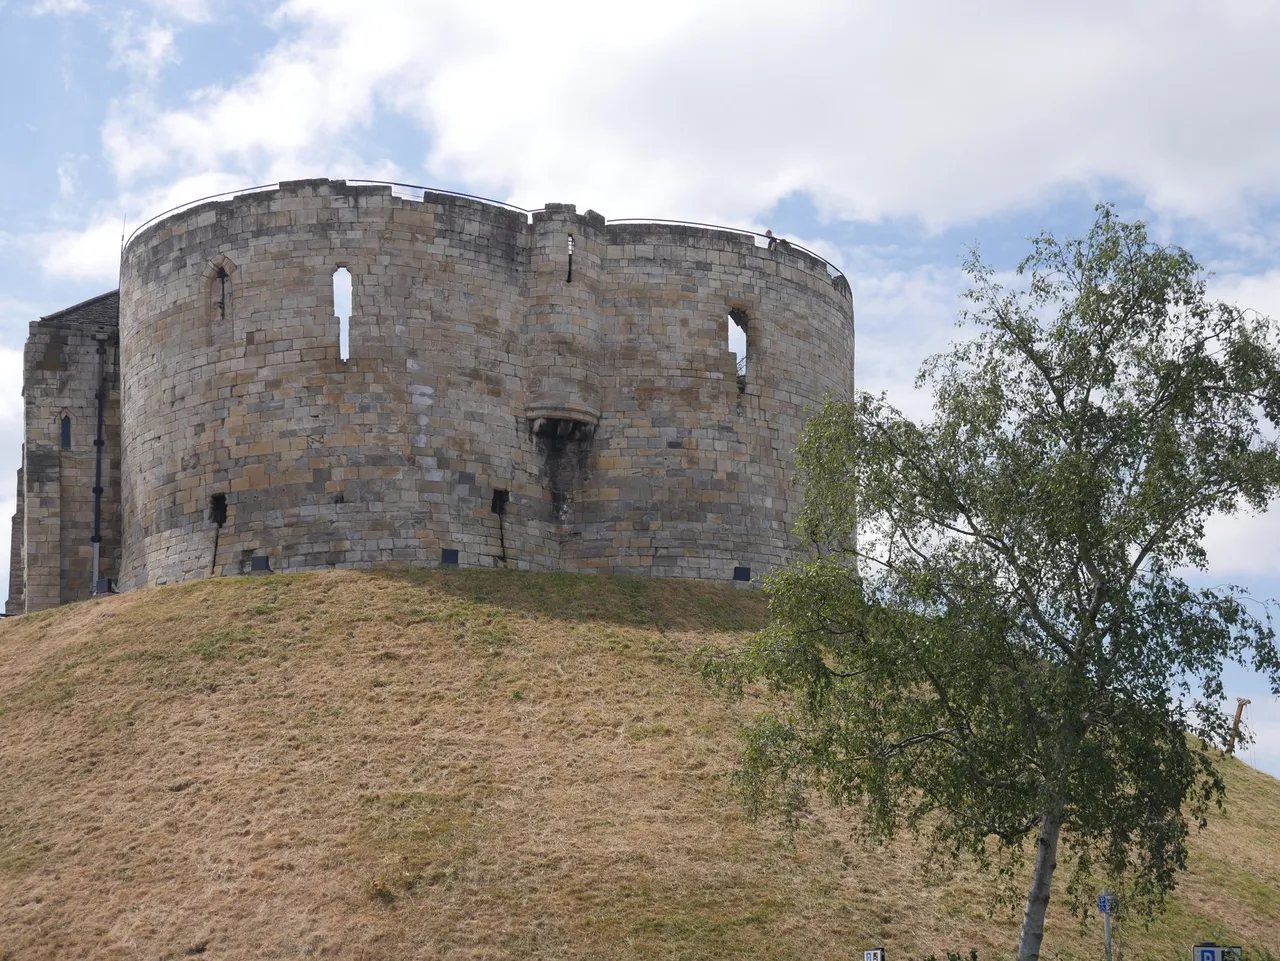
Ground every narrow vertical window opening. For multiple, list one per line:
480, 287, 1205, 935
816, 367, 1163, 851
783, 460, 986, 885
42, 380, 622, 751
728, 309, 749, 393
333, 267, 353, 362
215, 265, 229, 317
206, 257, 236, 341
491, 489, 510, 566
566, 234, 575, 283
60, 415, 71, 449
209, 493, 228, 575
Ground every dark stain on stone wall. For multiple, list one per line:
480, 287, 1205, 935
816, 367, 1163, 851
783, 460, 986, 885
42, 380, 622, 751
533, 417, 595, 525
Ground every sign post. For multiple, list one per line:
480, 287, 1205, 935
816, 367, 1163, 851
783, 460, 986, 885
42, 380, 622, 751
1097, 888, 1117, 961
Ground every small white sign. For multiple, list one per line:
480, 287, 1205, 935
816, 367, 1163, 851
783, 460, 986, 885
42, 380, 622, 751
864, 951, 885, 961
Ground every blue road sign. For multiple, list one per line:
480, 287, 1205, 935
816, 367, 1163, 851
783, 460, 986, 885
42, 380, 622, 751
1195, 945, 1244, 961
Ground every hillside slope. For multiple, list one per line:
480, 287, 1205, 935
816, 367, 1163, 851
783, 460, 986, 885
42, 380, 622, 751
0, 569, 1276, 960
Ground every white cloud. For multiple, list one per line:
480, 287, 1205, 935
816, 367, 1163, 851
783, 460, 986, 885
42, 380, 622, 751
0, 348, 23, 431
31, 0, 207, 21
38, 171, 271, 283
0, 297, 42, 339
56, 160, 77, 199
1199, 511, 1280, 579
145, 0, 208, 22
1212, 268, 1280, 321
851, 261, 969, 420
87, 0, 1280, 233
30, 0, 89, 14
40, 219, 123, 282
109, 18, 177, 81
34, 0, 1280, 293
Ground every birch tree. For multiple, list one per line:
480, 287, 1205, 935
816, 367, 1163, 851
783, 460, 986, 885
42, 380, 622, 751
712, 206, 1280, 960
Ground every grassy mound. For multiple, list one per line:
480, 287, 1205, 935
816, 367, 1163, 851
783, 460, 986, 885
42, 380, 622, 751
0, 569, 1276, 959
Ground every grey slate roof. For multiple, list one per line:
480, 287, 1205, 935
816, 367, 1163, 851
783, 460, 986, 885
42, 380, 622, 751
38, 290, 119, 328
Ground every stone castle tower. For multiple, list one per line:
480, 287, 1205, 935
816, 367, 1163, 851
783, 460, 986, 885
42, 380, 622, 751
7, 179, 854, 613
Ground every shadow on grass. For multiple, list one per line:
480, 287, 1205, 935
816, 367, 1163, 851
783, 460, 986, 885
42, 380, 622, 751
362, 566, 770, 633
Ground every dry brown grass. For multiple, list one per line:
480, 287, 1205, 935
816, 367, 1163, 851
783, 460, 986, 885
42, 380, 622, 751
0, 568, 1275, 960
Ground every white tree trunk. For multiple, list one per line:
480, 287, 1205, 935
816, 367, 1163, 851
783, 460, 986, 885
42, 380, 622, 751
1016, 805, 1063, 961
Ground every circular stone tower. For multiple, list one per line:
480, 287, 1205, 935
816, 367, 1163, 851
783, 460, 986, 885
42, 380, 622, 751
116, 180, 854, 589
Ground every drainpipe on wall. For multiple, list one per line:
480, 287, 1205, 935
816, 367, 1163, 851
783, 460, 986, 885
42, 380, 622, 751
90, 334, 108, 588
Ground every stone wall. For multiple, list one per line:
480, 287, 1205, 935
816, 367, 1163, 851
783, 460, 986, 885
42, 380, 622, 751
9, 292, 122, 612
116, 180, 855, 589
6, 467, 24, 615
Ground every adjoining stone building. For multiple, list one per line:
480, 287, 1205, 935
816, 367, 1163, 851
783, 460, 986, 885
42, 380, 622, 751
7, 179, 854, 613
7, 292, 121, 613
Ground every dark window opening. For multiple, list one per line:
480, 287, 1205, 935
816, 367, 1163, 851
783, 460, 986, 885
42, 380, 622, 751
333, 267, 353, 362
733, 566, 752, 582
491, 489, 510, 566
566, 234, 574, 283
249, 555, 273, 573
728, 309, 749, 393
209, 493, 227, 527
550, 489, 568, 517
441, 548, 459, 566
208, 260, 235, 338
60, 415, 71, 449
215, 265, 229, 317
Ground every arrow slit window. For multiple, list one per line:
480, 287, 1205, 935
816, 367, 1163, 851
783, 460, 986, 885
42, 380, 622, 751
333, 267, 352, 362
205, 257, 236, 345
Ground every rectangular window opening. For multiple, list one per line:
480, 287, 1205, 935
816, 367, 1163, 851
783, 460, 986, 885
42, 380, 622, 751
441, 548, 459, 567
728, 310, 749, 393
334, 267, 353, 362
60, 415, 71, 449
209, 493, 227, 527
490, 489, 509, 515
733, 566, 752, 582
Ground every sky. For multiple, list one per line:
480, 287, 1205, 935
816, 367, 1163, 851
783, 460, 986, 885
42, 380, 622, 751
1, 0, 1279, 774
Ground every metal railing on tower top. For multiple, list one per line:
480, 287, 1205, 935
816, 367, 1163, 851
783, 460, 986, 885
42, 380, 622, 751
122, 178, 847, 282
